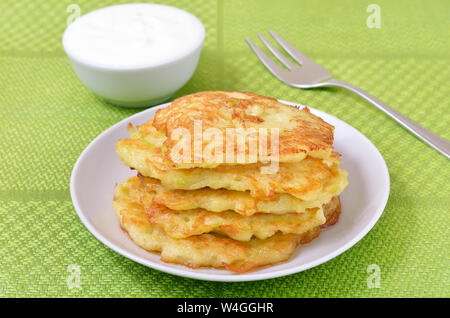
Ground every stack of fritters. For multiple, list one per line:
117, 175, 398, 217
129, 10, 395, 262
113, 91, 348, 273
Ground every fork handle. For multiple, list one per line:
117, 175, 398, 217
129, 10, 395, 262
325, 78, 450, 159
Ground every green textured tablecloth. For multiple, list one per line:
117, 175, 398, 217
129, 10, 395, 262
0, 0, 449, 298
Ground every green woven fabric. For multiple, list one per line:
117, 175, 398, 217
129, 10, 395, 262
0, 0, 449, 298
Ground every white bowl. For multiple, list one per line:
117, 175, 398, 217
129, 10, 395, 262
62, 4, 205, 107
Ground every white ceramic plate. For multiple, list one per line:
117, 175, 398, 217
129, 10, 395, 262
70, 100, 390, 282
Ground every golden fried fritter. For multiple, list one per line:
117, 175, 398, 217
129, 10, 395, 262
138, 173, 347, 215
122, 177, 326, 241
147, 203, 325, 241
113, 177, 341, 273
116, 136, 346, 200
148, 91, 334, 168
322, 195, 341, 228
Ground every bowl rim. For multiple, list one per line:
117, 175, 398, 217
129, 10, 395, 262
62, 3, 205, 71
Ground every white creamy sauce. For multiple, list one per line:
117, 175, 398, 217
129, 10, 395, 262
64, 4, 204, 67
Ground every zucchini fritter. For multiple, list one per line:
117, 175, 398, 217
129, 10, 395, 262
116, 137, 346, 201
150, 91, 335, 168
113, 177, 341, 273
123, 176, 326, 241
139, 173, 347, 215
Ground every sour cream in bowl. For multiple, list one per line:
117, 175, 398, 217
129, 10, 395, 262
63, 3, 205, 107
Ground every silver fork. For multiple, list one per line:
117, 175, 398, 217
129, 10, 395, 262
246, 31, 450, 159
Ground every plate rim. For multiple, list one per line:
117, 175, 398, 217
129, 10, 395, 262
70, 99, 390, 282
